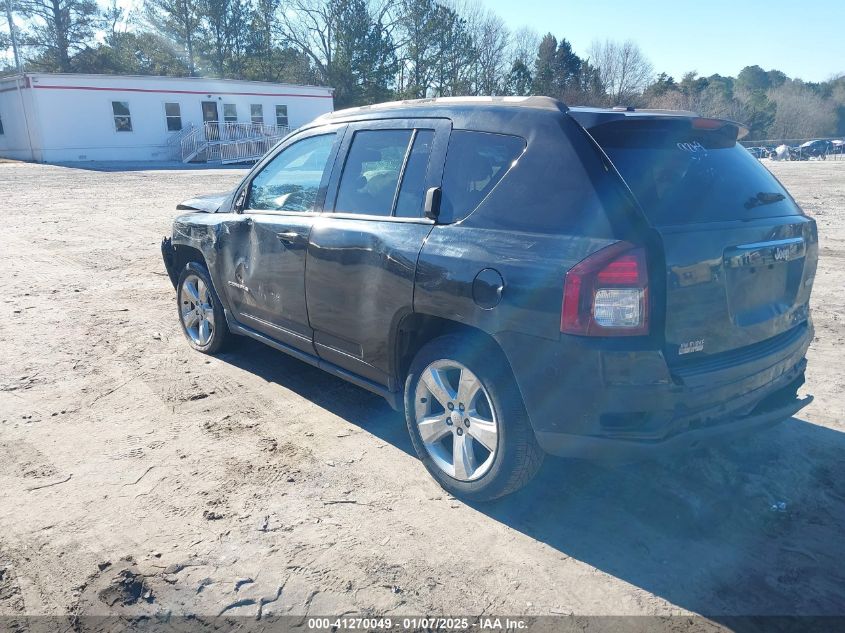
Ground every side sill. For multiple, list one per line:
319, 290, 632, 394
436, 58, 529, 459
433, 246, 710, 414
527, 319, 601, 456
226, 314, 402, 411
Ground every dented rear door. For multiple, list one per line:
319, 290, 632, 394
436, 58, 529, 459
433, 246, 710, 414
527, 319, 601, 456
305, 119, 450, 388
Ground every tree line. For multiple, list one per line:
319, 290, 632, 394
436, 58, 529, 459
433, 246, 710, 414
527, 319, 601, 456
4, 0, 845, 139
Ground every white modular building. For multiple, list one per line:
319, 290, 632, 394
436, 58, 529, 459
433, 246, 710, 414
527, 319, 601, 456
0, 73, 334, 163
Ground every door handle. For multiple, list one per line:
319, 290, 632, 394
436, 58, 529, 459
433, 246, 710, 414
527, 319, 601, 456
277, 231, 302, 245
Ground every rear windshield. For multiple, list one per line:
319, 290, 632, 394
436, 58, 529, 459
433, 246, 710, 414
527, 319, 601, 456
590, 119, 801, 226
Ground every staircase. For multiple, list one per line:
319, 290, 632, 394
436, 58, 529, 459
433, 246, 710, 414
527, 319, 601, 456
178, 122, 291, 164
165, 123, 196, 160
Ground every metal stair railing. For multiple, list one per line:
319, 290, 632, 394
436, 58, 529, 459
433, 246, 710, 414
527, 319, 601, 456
179, 122, 291, 164
180, 126, 207, 163
219, 135, 287, 164
165, 123, 196, 160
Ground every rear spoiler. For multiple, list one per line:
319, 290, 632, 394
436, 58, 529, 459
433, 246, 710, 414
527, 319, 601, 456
568, 109, 749, 141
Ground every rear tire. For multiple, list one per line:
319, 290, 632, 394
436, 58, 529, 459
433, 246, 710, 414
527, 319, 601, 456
176, 262, 231, 354
404, 334, 543, 501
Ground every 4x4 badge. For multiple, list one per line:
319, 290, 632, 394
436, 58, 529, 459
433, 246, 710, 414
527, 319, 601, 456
679, 339, 705, 355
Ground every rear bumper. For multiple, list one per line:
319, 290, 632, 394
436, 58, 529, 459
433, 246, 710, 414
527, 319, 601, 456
535, 394, 812, 460
497, 321, 813, 461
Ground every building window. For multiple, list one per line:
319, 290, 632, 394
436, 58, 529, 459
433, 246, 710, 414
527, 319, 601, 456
112, 101, 132, 132
250, 104, 263, 124
164, 102, 182, 131
223, 103, 238, 123
275, 105, 288, 127
0, 113, 4, 135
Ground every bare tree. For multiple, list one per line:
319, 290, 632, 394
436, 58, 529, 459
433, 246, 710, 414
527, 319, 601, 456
588, 38, 653, 105
275, 0, 336, 82
462, 2, 508, 95
277, 0, 397, 106
508, 26, 538, 68
767, 81, 836, 139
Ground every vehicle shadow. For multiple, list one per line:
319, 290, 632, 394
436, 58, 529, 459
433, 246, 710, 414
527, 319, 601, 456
221, 338, 845, 617
478, 418, 845, 618
219, 338, 414, 456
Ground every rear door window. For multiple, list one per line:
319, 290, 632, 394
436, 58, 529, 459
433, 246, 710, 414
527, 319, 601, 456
590, 119, 801, 226
335, 130, 413, 216
395, 130, 435, 218
440, 131, 525, 223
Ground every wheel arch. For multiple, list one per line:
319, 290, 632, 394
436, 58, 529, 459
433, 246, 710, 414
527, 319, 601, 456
393, 313, 516, 391
162, 241, 207, 289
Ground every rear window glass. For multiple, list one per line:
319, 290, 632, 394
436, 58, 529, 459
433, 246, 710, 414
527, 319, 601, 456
395, 130, 434, 218
590, 120, 800, 226
440, 131, 525, 223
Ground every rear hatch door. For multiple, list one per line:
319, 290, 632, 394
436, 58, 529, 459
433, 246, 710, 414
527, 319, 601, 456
585, 116, 818, 365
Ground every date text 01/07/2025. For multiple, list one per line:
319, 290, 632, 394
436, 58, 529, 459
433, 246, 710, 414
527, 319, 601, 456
305, 617, 529, 630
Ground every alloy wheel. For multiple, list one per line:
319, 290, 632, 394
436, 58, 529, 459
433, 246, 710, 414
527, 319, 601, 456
179, 274, 215, 346
413, 360, 499, 481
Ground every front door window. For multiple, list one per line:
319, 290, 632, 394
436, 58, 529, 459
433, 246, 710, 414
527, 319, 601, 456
246, 133, 337, 212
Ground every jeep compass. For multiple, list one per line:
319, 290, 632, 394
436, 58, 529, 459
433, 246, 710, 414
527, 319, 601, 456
162, 97, 816, 500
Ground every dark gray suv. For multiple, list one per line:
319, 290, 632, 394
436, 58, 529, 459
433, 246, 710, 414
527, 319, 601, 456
162, 97, 817, 500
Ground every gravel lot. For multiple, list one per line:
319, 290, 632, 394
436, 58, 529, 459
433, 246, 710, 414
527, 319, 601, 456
1, 159, 843, 624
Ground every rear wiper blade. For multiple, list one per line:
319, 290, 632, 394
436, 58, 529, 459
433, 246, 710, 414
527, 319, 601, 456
744, 191, 785, 209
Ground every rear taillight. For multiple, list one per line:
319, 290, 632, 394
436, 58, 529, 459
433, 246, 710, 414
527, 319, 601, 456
561, 241, 649, 336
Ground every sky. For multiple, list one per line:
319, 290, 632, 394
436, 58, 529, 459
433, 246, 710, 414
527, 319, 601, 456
481, 0, 845, 82
4, 0, 843, 83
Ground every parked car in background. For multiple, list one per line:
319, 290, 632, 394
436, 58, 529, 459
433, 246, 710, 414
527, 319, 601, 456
746, 146, 768, 159
162, 98, 817, 500
799, 139, 833, 159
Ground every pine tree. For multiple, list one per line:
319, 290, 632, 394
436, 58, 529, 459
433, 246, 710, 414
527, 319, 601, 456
145, 0, 202, 74
17, 0, 100, 71
504, 59, 532, 96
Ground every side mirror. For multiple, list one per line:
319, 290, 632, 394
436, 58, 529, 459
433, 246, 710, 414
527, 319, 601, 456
424, 186, 442, 221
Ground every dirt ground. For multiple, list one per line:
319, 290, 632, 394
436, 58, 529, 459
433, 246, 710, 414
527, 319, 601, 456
1, 159, 843, 625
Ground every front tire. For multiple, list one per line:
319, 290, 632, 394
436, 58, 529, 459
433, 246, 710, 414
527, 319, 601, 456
176, 262, 231, 354
404, 334, 543, 501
